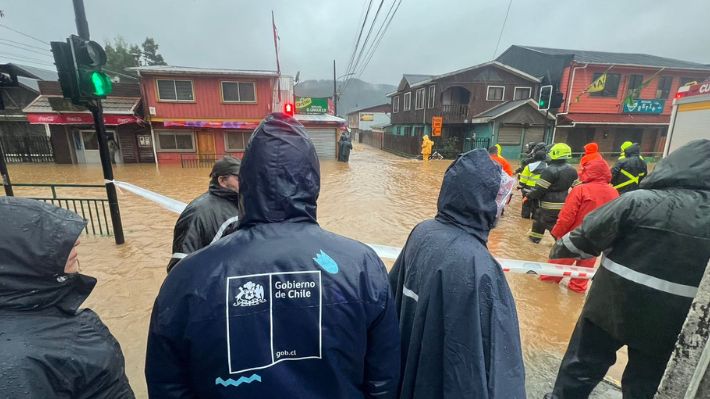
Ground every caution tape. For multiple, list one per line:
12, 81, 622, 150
111, 180, 596, 280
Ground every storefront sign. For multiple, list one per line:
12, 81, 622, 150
432, 116, 443, 137
162, 120, 260, 129
360, 113, 374, 121
623, 99, 665, 114
296, 97, 331, 115
26, 113, 139, 125
138, 135, 152, 147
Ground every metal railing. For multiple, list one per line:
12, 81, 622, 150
463, 137, 491, 152
0, 135, 55, 163
180, 153, 226, 168
11, 183, 112, 236
441, 104, 469, 120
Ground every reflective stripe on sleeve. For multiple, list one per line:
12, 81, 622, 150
540, 201, 564, 210
211, 216, 240, 244
402, 285, 419, 302
172, 252, 188, 259
536, 179, 551, 189
562, 233, 595, 259
602, 257, 698, 298
613, 169, 645, 190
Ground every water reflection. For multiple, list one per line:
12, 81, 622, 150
7, 144, 620, 397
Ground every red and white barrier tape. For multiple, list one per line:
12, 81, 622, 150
111, 180, 596, 280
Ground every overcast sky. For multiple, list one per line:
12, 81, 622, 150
2, 0, 709, 85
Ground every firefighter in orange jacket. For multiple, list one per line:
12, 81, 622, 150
488, 144, 513, 176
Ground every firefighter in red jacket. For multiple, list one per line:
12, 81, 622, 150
539, 159, 619, 293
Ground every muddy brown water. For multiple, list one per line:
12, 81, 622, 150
6, 144, 622, 398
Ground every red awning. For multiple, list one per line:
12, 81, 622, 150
161, 120, 260, 129
560, 113, 670, 126
26, 113, 140, 126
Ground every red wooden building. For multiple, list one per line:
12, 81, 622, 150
498, 46, 710, 154
133, 65, 280, 165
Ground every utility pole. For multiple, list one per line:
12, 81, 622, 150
333, 59, 337, 116
72, 0, 124, 244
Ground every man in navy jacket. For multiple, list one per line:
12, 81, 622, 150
146, 113, 400, 399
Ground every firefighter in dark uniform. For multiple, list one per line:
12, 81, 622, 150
518, 147, 547, 219
526, 143, 578, 243
611, 142, 647, 194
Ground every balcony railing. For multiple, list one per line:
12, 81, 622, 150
441, 104, 469, 120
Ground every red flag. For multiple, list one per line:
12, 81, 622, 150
272, 11, 281, 101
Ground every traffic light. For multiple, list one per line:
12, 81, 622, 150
51, 35, 112, 105
538, 85, 553, 111
551, 92, 564, 109
283, 102, 295, 117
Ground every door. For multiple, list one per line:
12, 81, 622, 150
197, 131, 216, 155
75, 130, 118, 164
306, 128, 337, 160
523, 127, 544, 145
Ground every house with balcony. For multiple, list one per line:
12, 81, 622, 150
497, 45, 710, 154
386, 62, 549, 158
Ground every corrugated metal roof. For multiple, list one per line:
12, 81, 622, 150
0, 63, 57, 80
403, 74, 434, 86
521, 46, 710, 70
559, 113, 670, 126
130, 65, 280, 77
295, 114, 346, 123
23, 95, 139, 115
474, 99, 533, 119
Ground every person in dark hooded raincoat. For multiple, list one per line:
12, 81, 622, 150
610, 142, 647, 194
338, 131, 353, 162
146, 113, 400, 399
388, 149, 526, 399
545, 139, 710, 399
167, 156, 241, 271
0, 197, 134, 399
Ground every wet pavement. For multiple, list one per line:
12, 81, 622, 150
6, 144, 622, 398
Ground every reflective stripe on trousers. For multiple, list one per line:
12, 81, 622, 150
601, 257, 698, 298
613, 169, 645, 190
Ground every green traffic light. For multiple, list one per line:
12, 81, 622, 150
90, 71, 113, 96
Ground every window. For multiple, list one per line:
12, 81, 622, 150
225, 131, 251, 151
656, 76, 673, 99
413, 126, 424, 137
156, 131, 195, 152
415, 88, 425, 109
427, 86, 435, 108
392, 96, 400, 113
513, 87, 532, 100
221, 81, 256, 103
403, 92, 411, 111
487, 86, 505, 101
156, 79, 194, 101
626, 74, 644, 98
589, 73, 620, 97
403, 126, 412, 136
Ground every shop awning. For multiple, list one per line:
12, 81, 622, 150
23, 95, 141, 126
25, 113, 139, 125
558, 113, 670, 126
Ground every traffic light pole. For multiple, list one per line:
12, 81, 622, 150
72, 0, 125, 244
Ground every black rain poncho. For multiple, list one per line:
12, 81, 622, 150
0, 197, 134, 399
388, 149, 526, 399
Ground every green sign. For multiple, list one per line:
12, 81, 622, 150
296, 97, 330, 114
623, 99, 665, 114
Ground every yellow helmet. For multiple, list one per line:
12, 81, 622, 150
620, 141, 633, 152
549, 143, 572, 160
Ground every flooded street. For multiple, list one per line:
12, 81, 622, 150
7, 144, 621, 398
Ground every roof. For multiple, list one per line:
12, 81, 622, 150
558, 113, 670, 126
23, 95, 140, 115
413, 61, 541, 88
129, 65, 279, 77
347, 103, 391, 115
519, 46, 710, 71
0, 63, 57, 80
295, 114, 346, 124
474, 99, 536, 119
403, 74, 434, 86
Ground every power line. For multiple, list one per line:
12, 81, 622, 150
0, 42, 53, 58
349, 0, 386, 79
0, 54, 54, 68
0, 38, 51, 53
0, 52, 54, 65
492, 0, 513, 58
354, 0, 403, 79
0, 23, 50, 45
342, 0, 374, 88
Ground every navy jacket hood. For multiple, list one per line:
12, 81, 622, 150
238, 113, 320, 228
0, 197, 95, 313
436, 148, 501, 242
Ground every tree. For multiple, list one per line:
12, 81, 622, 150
141, 37, 166, 66
105, 37, 141, 78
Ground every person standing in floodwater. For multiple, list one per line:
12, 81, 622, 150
389, 149, 525, 398
0, 197, 134, 399
337, 131, 353, 162
167, 156, 241, 271
146, 113, 400, 399
421, 134, 433, 160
